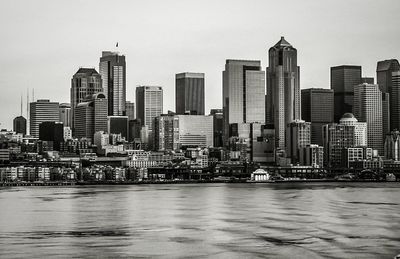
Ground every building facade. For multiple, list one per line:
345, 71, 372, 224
286, 120, 311, 164
176, 72, 205, 115
266, 37, 300, 149
330, 65, 362, 122
301, 88, 334, 145
99, 51, 126, 116
353, 83, 383, 154
125, 101, 135, 121
136, 86, 163, 132
59, 103, 72, 128
30, 100, 60, 138
13, 116, 27, 135
107, 116, 129, 140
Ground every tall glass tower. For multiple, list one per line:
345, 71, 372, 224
266, 37, 300, 149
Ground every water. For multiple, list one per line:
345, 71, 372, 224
0, 183, 399, 258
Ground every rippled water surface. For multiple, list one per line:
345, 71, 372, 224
1, 183, 400, 258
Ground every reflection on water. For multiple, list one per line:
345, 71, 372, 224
0, 183, 399, 258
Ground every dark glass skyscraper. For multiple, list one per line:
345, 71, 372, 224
266, 37, 300, 149
301, 88, 334, 146
99, 51, 126, 116
376, 59, 400, 131
13, 116, 27, 135
330, 65, 361, 122
175, 72, 205, 115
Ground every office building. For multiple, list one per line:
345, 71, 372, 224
266, 37, 300, 149
128, 119, 142, 142
353, 83, 383, 154
74, 93, 108, 140
13, 116, 27, 135
99, 51, 126, 116
39, 122, 64, 151
59, 103, 72, 128
339, 113, 367, 147
154, 114, 213, 151
70, 68, 102, 129
377, 59, 400, 131
250, 123, 275, 163
299, 144, 324, 168
330, 65, 362, 122
384, 130, 400, 161
361, 77, 374, 84
382, 92, 390, 137
30, 100, 60, 138
107, 116, 128, 140
342, 147, 373, 168
136, 86, 163, 131
175, 72, 205, 115
223, 59, 265, 145
126, 101, 135, 121
301, 88, 334, 145
286, 120, 311, 164
392, 71, 400, 131
210, 109, 223, 147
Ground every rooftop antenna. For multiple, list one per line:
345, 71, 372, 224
27, 88, 29, 134
32, 88, 35, 102
20, 94, 23, 116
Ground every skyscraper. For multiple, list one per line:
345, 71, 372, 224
70, 68, 102, 130
377, 59, 400, 131
135, 86, 163, 131
175, 72, 205, 115
125, 101, 135, 121
266, 37, 300, 149
286, 120, 311, 163
330, 65, 362, 122
99, 51, 126, 116
13, 116, 27, 135
301, 88, 334, 145
353, 83, 383, 154
223, 59, 265, 145
210, 109, 223, 147
39, 122, 64, 151
74, 93, 108, 140
107, 116, 129, 140
30, 100, 60, 138
59, 103, 72, 128
390, 70, 400, 131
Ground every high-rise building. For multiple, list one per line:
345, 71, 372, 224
286, 120, 311, 163
13, 116, 27, 135
136, 86, 163, 131
210, 109, 223, 147
301, 88, 334, 145
107, 116, 129, 140
391, 71, 400, 131
223, 59, 265, 145
125, 101, 135, 121
30, 100, 60, 138
382, 92, 390, 136
99, 51, 126, 116
39, 122, 64, 151
353, 83, 383, 154
175, 72, 205, 115
323, 113, 367, 166
266, 37, 300, 149
74, 93, 108, 140
154, 114, 213, 151
384, 130, 400, 161
377, 59, 400, 131
330, 65, 362, 122
70, 68, 102, 130
361, 77, 374, 84
59, 103, 72, 128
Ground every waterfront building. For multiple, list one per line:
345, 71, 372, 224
223, 59, 265, 146
74, 93, 108, 141
330, 65, 362, 122
59, 103, 72, 128
107, 116, 129, 140
353, 83, 383, 154
377, 59, 400, 131
125, 101, 135, 121
210, 109, 223, 147
286, 120, 311, 164
301, 88, 334, 145
175, 72, 205, 115
266, 37, 300, 149
342, 147, 373, 168
99, 51, 126, 116
13, 116, 27, 135
154, 114, 213, 151
70, 68, 102, 130
384, 130, 400, 161
299, 144, 324, 168
30, 100, 60, 138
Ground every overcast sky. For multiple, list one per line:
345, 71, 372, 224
0, 0, 399, 129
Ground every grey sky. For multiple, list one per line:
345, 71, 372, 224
0, 0, 399, 129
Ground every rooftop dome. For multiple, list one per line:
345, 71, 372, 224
340, 113, 358, 122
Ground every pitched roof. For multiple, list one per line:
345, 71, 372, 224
274, 36, 292, 47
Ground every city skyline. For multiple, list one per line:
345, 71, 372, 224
1, 0, 400, 129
